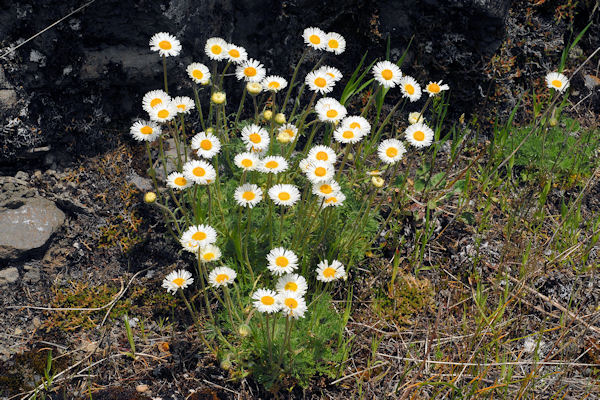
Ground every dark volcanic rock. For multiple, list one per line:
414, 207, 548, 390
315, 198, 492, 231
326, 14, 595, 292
0, 0, 511, 164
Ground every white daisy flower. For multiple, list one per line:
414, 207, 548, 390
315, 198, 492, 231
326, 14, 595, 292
186, 62, 211, 85
205, 37, 228, 60
312, 180, 341, 198
341, 116, 371, 135
278, 291, 307, 318
181, 224, 217, 247
149, 101, 177, 123
307, 145, 337, 164
162, 269, 193, 294
324, 32, 346, 54
305, 70, 334, 94
298, 158, 314, 173
180, 239, 200, 253
333, 125, 366, 144
424, 80, 450, 97
399, 76, 422, 102
191, 131, 221, 159
408, 112, 425, 125
199, 244, 221, 263
167, 172, 191, 190
240, 124, 270, 151
252, 289, 281, 313
276, 274, 308, 296
322, 191, 346, 207
278, 124, 298, 139
149, 32, 181, 57
142, 90, 170, 114
259, 156, 289, 174
305, 160, 335, 183
172, 96, 195, 114
130, 120, 161, 142
315, 97, 347, 123
405, 122, 434, 148
372, 61, 402, 88
246, 82, 263, 95
225, 43, 248, 64
545, 72, 570, 92
268, 184, 301, 206
316, 259, 346, 282
183, 159, 217, 185
209, 266, 236, 287
235, 58, 266, 82
262, 75, 288, 92
377, 139, 406, 164
234, 152, 260, 171
303, 27, 327, 50
234, 183, 263, 208
267, 247, 299, 275
316, 65, 343, 82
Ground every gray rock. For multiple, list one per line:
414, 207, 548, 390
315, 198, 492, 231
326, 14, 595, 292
127, 171, 154, 192
0, 267, 19, 285
0, 197, 65, 260
23, 263, 40, 284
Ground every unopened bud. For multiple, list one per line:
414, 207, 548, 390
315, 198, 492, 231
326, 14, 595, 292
277, 131, 291, 143
238, 324, 251, 337
206, 127, 214, 135
371, 176, 385, 187
347, 152, 354, 161
274, 113, 286, 124
408, 112, 425, 125
144, 192, 157, 204
549, 117, 558, 127
246, 82, 262, 95
220, 359, 232, 370
211, 91, 226, 104
263, 110, 273, 121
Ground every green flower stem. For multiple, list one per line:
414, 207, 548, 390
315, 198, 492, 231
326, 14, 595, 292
192, 85, 206, 131
243, 206, 255, 283
335, 144, 353, 181
223, 286, 242, 325
265, 314, 274, 364
162, 55, 168, 94
151, 199, 182, 237
219, 61, 231, 88
179, 114, 188, 162
234, 86, 247, 127
360, 83, 381, 117
282, 48, 308, 115
178, 288, 214, 353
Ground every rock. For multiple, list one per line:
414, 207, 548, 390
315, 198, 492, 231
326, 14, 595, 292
0, 197, 65, 260
136, 384, 149, 393
127, 171, 154, 192
0, 267, 19, 284
14, 171, 29, 181
22, 264, 40, 284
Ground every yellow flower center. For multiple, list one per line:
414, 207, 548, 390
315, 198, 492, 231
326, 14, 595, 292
216, 274, 229, 283
284, 298, 298, 309
278, 192, 291, 201
309, 34, 320, 44
386, 147, 398, 157
192, 70, 204, 80
174, 177, 187, 186
349, 122, 360, 129
249, 133, 261, 143
177, 104, 186, 110
172, 278, 185, 287
193, 167, 206, 177
159, 40, 172, 50
413, 131, 425, 141
268, 81, 280, 89
150, 98, 162, 108
427, 83, 440, 93
326, 109, 338, 118
140, 126, 153, 135
381, 69, 393, 80
261, 296, 275, 305
242, 191, 255, 201
320, 184, 332, 194
265, 161, 279, 169
200, 139, 212, 150
327, 72, 335, 78
284, 129, 295, 137
405, 84, 415, 95
276, 256, 289, 267
203, 252, 215, 260
241, 159, 253, 168
192, 231, 207, 241
323, 267, 336, 278
229, 48, 240, 58
211, 45, 222, 55
325, 197, 337, 203
285, 282, 298, 291
328, 39, 339, 49
315, 167, 327, 177
244, 67, 257, 77
316, 151, 328, 161
314, 77, 327, 87
157, 109, 169, 119
552, 79, 562, 88
342, 130, 354, 139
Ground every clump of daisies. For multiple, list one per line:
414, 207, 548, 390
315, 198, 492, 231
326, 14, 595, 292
133, 26, 458, 388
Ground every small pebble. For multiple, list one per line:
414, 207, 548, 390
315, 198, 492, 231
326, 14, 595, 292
136, 384, 149, 393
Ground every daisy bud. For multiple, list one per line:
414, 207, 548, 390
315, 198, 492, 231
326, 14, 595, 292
238, 324, 251, 337
408, 112, 425, 125
211, 91, 226, 104
549, 117, 558, 127
371, 176, 385, 188
144, 192, 157, 204
274, 113, 286, 124
263, 110, 273, 121
206, 127, 215, 134
347, 153, 354, 161
246, 82, 262, 95
277, 131, 291, 144
220, 359, 232, 370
